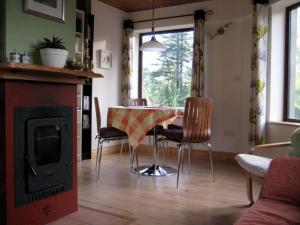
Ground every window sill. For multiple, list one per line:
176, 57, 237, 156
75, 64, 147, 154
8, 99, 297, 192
268, 121, 300, 127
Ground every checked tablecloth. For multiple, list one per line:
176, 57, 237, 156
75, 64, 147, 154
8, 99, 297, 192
107, 106, 179, 148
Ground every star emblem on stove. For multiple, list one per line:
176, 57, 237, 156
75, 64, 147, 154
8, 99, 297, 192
42, 204, 52, 216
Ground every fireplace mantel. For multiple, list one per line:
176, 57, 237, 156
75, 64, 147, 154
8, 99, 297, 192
0, 63, 103, 84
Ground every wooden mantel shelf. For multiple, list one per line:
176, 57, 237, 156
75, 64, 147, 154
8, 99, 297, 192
0, 63, 103, 84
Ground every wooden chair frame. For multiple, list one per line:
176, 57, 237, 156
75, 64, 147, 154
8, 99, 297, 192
245, 141, 291, 204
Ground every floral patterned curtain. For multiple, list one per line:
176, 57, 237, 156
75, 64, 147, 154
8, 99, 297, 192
249, 1, 269, 146
191, 10, 206, 97
121, 20, 134, 106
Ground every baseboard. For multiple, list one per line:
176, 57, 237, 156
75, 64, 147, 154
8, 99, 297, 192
93, 144, 236, 161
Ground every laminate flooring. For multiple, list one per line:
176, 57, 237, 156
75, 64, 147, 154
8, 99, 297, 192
77, 151, 260, 225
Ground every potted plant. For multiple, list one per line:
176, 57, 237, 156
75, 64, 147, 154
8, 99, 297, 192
39, 36, 69, 68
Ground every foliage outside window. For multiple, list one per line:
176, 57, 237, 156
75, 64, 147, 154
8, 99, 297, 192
285, 3, 300, 121
140, 29, 194, 107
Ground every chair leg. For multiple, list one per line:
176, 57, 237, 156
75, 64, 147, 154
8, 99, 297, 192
181, 145, 185, 173
129, 145, 134, 171
128, 143, 132, 164
95, 137, 100, 170
177, 144, 184, 188
130, 147, 135, 172
162, 140, 168, 166
161, 140, 167, 166
97, 139, 104, 180
247, 175, 254, 205
119, 139, 125, 162
188, 144, 192, 174
135, 148, 140, 177
147, 136, 154, 161
207, 142, 215, 182
154, 132, 160, 175
165, 141, 168, 165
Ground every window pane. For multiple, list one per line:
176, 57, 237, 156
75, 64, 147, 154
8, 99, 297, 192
287, 6, 300, 120
141, 30, 193, 107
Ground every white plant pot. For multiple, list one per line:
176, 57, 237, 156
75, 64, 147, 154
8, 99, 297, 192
40, 48, 69, 68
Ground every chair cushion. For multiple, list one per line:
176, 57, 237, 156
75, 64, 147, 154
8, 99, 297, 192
146, 125, 163, 136
167, 124, 183, 129
235, 154, 271, 177
100, 127, 127, 139
234, 199, 300, 225
160, 128, 183, 142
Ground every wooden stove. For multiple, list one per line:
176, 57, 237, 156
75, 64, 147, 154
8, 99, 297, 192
0, 63, 102, 225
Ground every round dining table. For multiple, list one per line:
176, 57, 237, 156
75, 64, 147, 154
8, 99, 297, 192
107, 106, 182, 176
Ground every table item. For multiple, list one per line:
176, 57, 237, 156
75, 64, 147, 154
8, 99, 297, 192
21, 50, 30, 64
10, 49, 20, 63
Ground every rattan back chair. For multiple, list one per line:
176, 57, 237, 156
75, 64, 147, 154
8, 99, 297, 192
160, 97, 214, 188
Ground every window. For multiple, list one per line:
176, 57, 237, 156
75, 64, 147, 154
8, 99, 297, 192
139, 29, 194, 107
284, 3, 300, 121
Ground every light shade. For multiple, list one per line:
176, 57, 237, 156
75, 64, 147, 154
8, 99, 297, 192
140, 36, 165, 52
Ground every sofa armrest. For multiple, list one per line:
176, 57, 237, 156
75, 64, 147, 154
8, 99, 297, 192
260, 156, 300, 206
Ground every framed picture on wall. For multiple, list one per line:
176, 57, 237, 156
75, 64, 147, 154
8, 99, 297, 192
99, 50, 112, 69
24, 0, 65, 22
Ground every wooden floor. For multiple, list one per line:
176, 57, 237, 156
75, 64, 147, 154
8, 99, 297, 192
77, 150, 261, 225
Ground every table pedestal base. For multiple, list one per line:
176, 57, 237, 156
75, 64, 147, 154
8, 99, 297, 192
133, 164, 177, 176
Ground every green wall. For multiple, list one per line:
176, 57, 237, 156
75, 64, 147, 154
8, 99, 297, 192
0, 0, 6, 62
3, 0, 75, 63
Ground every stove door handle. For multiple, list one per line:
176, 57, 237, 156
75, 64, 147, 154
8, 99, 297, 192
28, 164, 37, 177
25, 155, 37, 177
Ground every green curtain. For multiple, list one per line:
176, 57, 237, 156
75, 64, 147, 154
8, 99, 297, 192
121, 20, 134, 106
249, 1, 269, 146
191, 10, 206, 97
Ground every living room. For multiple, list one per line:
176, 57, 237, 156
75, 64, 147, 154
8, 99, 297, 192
0, 0, 299, 224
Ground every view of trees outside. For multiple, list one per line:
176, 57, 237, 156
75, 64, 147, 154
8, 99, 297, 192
289, 7, 300, 119
142, 30, 194, 107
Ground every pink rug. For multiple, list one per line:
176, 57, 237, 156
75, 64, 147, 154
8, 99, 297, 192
48, 206, 132, 225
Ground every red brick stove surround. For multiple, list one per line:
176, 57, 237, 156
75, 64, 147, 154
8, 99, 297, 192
0, 63, 102, 225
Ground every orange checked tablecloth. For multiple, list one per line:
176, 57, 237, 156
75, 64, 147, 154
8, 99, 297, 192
107, 106, 179, 148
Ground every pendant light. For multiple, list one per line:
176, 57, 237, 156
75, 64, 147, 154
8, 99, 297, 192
140, 0, 165, 52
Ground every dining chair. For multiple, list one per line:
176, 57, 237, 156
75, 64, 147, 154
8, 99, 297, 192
94, 97, 128, 179
160, 97, 214, 188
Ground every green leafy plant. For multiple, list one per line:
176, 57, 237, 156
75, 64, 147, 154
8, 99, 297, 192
39, 36, 67, 50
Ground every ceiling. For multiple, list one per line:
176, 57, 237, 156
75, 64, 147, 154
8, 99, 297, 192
98, 0, 210, 12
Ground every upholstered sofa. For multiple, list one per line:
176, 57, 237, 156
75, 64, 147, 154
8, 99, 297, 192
234, 156, 300, 225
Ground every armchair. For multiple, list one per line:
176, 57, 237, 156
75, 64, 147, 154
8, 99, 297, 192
234, 156, 300, 225
235, 142, 290, 204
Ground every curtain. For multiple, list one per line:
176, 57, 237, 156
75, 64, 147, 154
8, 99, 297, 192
121, 20, 134, 106
249, 0, 269, 147
191, 10, 206, 97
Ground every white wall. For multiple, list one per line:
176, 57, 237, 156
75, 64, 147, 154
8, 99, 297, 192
91, 0, 128, 149
130, 0, 251, 31
130, 0, 253, 153
267, 122, 298, 142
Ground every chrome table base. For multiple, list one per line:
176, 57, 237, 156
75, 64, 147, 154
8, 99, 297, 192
133, 164, 177, 176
